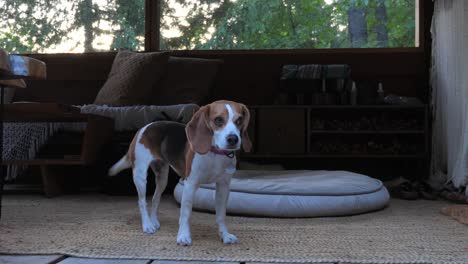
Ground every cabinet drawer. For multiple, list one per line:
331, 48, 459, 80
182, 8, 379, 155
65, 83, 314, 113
257, 109, 305, 154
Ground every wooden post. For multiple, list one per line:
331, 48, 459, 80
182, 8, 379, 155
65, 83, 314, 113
415, 0, 420, 47
40, 165, 64, 198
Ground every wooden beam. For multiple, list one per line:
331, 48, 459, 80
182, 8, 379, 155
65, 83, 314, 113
145, 0, 152, 51
152, 0, 160, 51
152, 261, 239, 264
58, 258, 151, 264
415, 0, 420, 47
145, 0, 159, 51
0, 254, 65, 264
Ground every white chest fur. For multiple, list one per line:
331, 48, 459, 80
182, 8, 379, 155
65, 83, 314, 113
188, 152, 237, 184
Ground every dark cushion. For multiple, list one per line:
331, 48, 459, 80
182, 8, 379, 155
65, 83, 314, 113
94, 50, 169, 106
151, 56, 223, 105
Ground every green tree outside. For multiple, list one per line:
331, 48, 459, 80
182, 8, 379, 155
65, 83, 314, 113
161, 0, 416, 49
0, 0, 415, 53
0, 0, 145, 53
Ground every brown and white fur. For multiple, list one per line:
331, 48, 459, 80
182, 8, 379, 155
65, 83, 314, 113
108, 100, 252, 246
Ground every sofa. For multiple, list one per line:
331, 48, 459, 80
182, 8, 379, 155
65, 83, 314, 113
8, 50, 225, 195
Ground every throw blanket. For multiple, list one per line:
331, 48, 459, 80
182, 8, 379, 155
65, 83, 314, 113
3, 122, 63, 180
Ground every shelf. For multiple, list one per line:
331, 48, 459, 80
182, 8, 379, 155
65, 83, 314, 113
309, 130, 425, 135
2, 158, 84, 165
241, 154, 426, 159
307, 105, 426, 110
244, 104, 428, 179
249, 105, 427, 110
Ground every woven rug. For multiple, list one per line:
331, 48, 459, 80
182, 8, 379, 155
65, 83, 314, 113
1, 195, 467, 264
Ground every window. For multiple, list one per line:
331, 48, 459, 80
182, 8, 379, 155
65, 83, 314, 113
0, 0, 145, 53
160, 0, 417, 50
0, 0, 419, 53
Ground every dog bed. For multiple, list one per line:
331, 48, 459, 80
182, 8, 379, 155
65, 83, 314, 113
173, 170, 390, 217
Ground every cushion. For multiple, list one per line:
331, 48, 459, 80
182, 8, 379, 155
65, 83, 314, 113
151, 56, 223, 105
94, 50, 169, 106
79, 104, 199, 131
174, 170, 390, 217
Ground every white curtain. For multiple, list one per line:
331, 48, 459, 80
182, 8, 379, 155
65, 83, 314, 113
430, 0, 468, 193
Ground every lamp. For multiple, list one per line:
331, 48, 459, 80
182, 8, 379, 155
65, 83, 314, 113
0, 48, 46, 218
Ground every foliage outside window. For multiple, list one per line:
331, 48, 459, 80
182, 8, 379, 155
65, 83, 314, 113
1, 0, 417, 53
160, 0, 417, 50
0, 0, 144, 53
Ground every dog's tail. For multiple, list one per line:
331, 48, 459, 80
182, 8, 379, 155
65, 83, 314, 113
108, 154, 132, 176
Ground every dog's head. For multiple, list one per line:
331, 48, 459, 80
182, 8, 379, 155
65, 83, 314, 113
186, 100, 252, 154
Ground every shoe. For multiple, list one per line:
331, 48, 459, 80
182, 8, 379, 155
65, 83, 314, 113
412, 181, 437, 200
389, 181, 419, 200
440, 189, 468, 204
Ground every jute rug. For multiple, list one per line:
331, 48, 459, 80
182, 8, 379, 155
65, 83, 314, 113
1, 194, 467, 264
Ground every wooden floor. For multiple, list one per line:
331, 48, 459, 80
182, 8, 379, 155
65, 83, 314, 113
0, 255, 335, 264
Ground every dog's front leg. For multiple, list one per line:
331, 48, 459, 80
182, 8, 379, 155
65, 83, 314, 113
177, 181, 198, 246
216, 175, 238, 244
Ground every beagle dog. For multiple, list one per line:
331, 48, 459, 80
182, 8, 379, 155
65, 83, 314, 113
108, 100, 252, 246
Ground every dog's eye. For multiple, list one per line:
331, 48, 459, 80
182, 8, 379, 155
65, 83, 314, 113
235, 117, 243, 126
214, 117, 224, 127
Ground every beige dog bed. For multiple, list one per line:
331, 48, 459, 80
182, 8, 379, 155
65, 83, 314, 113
174, 170, 390, 217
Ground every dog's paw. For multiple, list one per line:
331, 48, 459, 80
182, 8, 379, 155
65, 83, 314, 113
176, 233, 192, 246
221, 233, 238, 244
150, 215, 161, 230
142, 221, 156, 234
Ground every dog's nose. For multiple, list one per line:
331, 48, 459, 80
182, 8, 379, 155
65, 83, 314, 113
226, 134, 239, 146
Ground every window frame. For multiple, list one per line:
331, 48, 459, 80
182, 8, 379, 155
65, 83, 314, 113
147, 0, 428, 54
4, 0, 429, 55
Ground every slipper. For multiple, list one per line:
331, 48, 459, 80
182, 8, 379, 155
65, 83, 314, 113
389, 181, 419, 200
440, 189, 468, 204
412, 181, 438, 200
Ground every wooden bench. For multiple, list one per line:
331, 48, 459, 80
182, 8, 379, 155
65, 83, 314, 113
2, 103, 114, 197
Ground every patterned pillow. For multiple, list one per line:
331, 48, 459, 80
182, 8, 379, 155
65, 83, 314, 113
94, 50, 169, 106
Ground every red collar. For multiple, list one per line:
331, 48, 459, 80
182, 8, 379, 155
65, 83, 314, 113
210, 146, 235, 158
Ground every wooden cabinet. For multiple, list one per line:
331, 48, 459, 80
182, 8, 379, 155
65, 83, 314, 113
256, 108, 305, 154
242, 105, 429, 180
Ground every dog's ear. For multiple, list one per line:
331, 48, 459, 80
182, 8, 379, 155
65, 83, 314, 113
240, 104, 252, 153
186, 105, 212, 154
